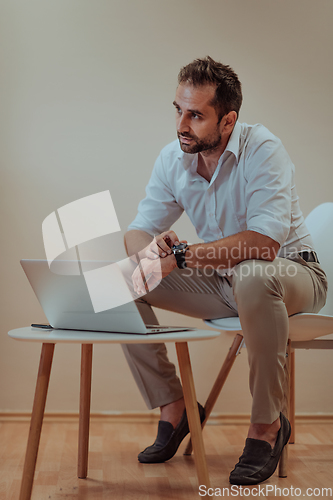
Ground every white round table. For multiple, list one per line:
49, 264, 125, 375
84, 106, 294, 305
9, 326, 220, 500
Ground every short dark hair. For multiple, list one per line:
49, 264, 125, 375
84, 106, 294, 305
177, 56, 242, 120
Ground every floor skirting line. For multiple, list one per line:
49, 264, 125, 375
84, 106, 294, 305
1, 411, 333, 424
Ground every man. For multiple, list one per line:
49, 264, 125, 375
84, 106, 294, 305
123, 56, 327, 485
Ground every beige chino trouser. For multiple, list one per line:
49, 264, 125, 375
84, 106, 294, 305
122, 255, 328, 424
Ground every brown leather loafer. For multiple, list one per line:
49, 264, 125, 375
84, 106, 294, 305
138, 402, 205, 463
229, 412, 291, 485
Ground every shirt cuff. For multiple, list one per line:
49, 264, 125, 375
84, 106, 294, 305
247, 217, 289, 246
127, 223, 155, 237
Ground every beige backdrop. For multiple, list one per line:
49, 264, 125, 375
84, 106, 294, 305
0, 0, 332, 416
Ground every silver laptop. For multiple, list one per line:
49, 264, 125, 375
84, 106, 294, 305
20, 259, 193, 335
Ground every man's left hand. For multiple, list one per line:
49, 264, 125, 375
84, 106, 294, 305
132, 253, 177, 295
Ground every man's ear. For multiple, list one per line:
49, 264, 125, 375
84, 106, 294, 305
223, 111, 237, 133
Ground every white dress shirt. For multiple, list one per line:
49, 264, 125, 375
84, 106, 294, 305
128, 122, 314, 262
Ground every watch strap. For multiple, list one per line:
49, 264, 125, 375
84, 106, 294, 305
174, 246, 188, 269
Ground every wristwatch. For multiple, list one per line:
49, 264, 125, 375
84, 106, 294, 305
171, 242, 189, 269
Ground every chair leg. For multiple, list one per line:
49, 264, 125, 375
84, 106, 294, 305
19, 343, 55, 500
278, 340, 292, 478
78, 344, 93, 479
289, 349, 295, 444
176, 341, 210, 488
184, 333, 244, 455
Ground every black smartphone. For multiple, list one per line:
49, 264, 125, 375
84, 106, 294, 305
31, 324, 53, 329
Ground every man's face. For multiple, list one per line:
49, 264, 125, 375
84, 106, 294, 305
173, 83, 223, 154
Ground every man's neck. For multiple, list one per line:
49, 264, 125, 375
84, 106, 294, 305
197, 135, 230, 183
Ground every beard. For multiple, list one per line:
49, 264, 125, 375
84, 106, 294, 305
177, 126, 222, 154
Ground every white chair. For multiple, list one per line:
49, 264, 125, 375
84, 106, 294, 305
184, 202, 333, 477
8, 327, 220, 500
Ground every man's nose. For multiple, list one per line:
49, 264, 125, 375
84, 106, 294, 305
177, 115, 190, 133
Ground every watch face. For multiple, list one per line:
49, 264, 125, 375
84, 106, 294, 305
172, 242, 188, 269
172, 243, 188, 253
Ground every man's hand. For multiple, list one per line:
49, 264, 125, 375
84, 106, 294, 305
145, 230, 182, 259
132, 253, 177, 295
131, 230, 188, 294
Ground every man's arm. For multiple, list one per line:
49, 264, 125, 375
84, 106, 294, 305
130, 229, 280, 295
126, 145, 184, 250
126, 228, 279, 270
185, 230, 280, 270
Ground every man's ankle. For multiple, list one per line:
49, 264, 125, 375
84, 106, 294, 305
160, 397, 185, 429
247, 416, 281, 448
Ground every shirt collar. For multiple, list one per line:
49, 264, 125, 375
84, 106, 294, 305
222, 120, 242, 165
177, 148, 196, 171
178, 120, 242, 169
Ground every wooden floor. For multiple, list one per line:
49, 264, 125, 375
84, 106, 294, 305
0, 419, 333, 499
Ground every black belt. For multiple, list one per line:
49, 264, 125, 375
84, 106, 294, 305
298, 250, 319, 263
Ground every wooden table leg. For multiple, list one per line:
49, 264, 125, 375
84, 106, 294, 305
279, 340, 291, 478
19, 343, 55, 500
289, 349, 295, 444
185, 334, 244, 455
78, 344, 93, 479
176, 342, 210, 488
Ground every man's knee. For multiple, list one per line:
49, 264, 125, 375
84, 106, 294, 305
232, 260, 283, 308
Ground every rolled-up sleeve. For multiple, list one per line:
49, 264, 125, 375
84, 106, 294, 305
245, 135, 292, 246
127, 150, 184, 236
